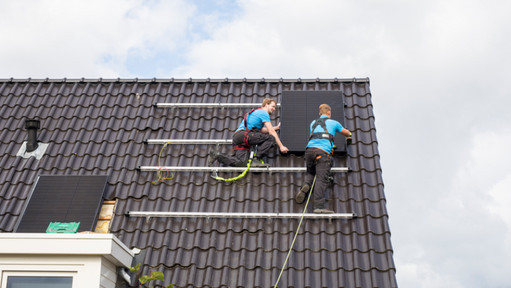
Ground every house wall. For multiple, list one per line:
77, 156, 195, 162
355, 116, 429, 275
0, 255, 101, 288
0, 255, 123, 288
0, 234, 134, 288
100, 258, 118, 288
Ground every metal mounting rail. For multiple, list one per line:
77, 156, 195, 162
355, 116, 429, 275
126, 211, 356, 219
154, 103, 281, 108
145, 139, 232, 145
137, 166, 351, 173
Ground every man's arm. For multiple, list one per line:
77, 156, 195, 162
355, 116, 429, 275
260, 122, 280, 133
263, 121, 288, 153
340, 128, 351, 137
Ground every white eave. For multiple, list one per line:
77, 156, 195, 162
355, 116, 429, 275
0, 233, 134, 268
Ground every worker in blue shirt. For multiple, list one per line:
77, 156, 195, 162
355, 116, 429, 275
296, 104, 352, 214
209, 98, 288, 167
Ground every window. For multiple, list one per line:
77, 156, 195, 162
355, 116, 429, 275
6, 276, 72, 288
2, 272, 74, 288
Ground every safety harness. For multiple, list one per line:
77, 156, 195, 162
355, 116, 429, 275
309, 117, 334, 149
232, 108, 261, 151
213, 108, 263, 182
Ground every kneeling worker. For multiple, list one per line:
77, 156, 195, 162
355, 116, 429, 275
209, 98, 289, 167
296, 104, 352, 214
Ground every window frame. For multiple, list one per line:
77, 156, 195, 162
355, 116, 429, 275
2, 271, 76, 288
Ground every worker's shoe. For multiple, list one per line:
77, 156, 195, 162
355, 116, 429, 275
295, 184, 310, 204
313, 208, 335, 214
250, 157, 270, 168
208, 151, 220, 166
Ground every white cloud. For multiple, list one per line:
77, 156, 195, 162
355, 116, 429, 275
399, 262, 463, 288
489, 175, 511, 230
0, 0, 194, 78
394, 129, 511, 287
173, 0, 394, 77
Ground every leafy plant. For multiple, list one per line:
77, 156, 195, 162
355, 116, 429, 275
130, 263, 174, 288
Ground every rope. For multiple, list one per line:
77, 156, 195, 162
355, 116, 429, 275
152, 142, 175, 183
274, 175, 317, 288
213, 159, 252, 182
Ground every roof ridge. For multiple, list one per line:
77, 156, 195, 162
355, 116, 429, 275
1, 77, 370, 83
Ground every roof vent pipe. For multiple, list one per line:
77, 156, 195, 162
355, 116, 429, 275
25, 119, 40, 152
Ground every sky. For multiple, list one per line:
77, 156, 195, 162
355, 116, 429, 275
1, 0, 510, 287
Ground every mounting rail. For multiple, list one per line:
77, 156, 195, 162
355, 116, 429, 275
137, 166, 351, 173
145, 139, 232, 145
154, 103, 281, 108
126, 211, 355, 220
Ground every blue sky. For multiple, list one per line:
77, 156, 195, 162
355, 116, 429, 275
2, 0, 511, 287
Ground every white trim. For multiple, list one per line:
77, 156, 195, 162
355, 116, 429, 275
0, 233, 134, 288
0, 234, 133, 268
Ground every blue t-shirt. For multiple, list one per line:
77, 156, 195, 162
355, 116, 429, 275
306, 115, 344, 153
236, 108, 270, 131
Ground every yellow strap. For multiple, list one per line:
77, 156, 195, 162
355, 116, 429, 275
214, 159, 252, 182
152, 142, 175, 183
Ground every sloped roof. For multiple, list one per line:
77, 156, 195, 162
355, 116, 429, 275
0, 78, 397, 288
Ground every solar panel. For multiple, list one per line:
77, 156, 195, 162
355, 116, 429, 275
280, 91, 346, 154
15, 175, 108, 233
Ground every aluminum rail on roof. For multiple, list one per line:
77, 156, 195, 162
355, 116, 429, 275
137, 166, 351, 173
145, 139, 232, 145
125, 211, 356, 219
154, 103, 280, 108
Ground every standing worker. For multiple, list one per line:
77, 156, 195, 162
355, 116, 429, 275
296, 104, 352, 213
209, 98, 289, 167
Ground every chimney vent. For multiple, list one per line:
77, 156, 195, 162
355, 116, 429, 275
25, 119, 40, 152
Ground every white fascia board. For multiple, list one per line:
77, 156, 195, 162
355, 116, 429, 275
0, 233, 134, 268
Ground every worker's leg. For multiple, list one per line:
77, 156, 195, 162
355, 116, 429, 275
311, 153, 333, 210
246, 131, 275, 158
214, 152, 246, 167
213, 131, 249, 167
303, 148, 317, 186
296, 148, 317, 204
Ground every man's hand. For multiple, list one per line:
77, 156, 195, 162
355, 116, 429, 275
264, 121, 287, 152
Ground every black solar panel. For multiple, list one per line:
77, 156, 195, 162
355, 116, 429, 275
281, 91, 346, 153
15, 175, 108, 233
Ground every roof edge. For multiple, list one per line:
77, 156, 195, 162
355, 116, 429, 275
0, 77, 370, 84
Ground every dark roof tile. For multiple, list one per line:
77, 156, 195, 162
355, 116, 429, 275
0, 78, 397, 287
